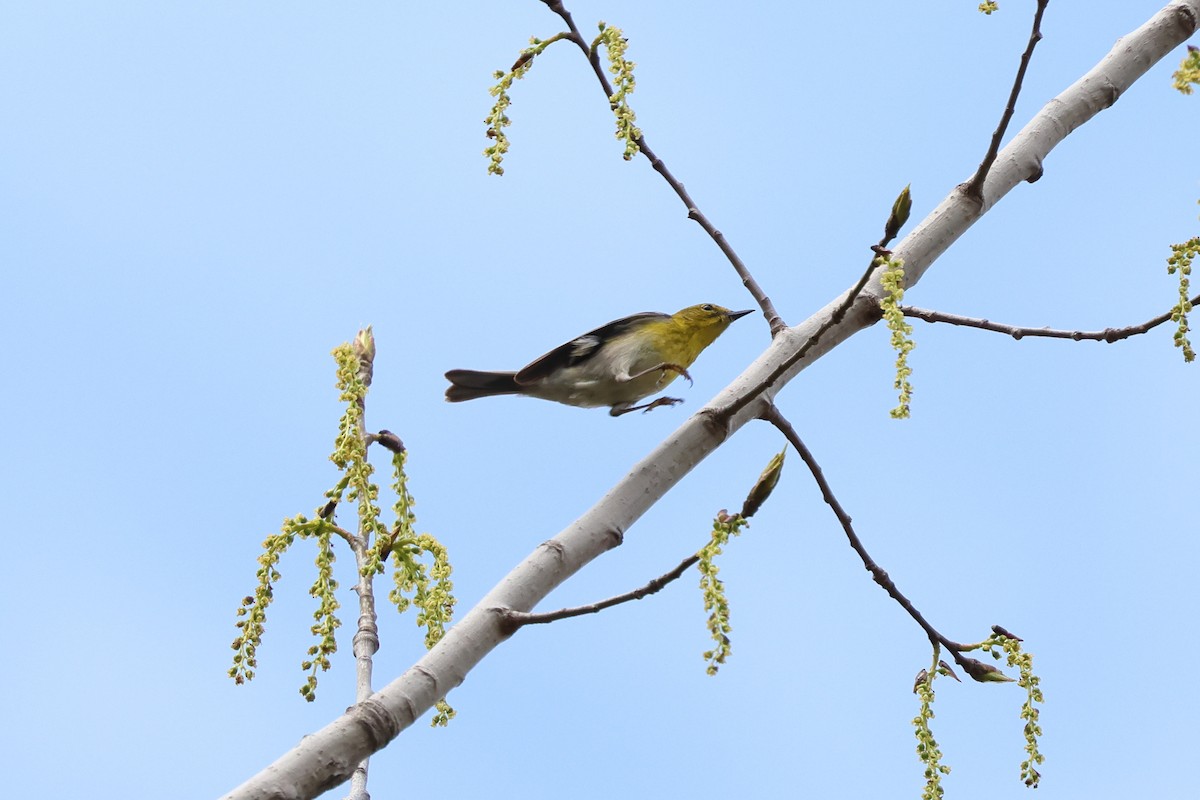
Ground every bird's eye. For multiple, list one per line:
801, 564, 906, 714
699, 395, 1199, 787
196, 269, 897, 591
701, 304, 714, 311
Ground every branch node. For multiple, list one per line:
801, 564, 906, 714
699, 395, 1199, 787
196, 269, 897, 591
349, 697, 402, 750
540, 539, 567, 561
1100, 79, 1121, 109
494, 607, 523, 636
352, 626, 380, 657
412, 664, 438, 686
767, 316, 787, 338
604, 527, 624, 549
698, 406, 734, 440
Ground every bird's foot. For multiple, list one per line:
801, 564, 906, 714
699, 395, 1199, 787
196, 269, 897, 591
610, 396, 684, 417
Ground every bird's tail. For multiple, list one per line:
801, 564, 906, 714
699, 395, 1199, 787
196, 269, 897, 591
444, 369, 522, 402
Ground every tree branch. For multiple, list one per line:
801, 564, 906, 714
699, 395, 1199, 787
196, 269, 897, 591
540, 0, 786, 335
224, 4, 1200, 797
502, 553, 699, 628
346, 359, 379, 800
901, 294, 1200, 342
760, 404, 971, 664
327, 523, 362, 551
966, 0, 1050, 199
345, 541, 379, 800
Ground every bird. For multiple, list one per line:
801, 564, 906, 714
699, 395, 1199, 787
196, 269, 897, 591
445, 303, 753, 416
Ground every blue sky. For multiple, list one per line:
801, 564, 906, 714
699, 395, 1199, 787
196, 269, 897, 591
3, 2, 1197, 798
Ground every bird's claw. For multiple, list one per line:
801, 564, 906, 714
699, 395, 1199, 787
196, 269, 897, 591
639, 396, 683, 414
658, 363, 692, 386
609, 396, 684, 417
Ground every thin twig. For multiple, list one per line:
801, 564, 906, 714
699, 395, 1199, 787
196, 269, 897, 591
540, 0, 785, 335
326, 522, 363, 550
346, 385, 379, 800
504, 553, 700, 627
761, 403, 973, 666
901, 293, 1199, 342
966, 0, 1050, 199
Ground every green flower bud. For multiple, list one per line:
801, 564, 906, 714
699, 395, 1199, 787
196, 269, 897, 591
741, 448, 786, 518
937, 660, 961, 682
884, 184, 912, 241
373, 429, 406, 454
353, 326, 375, 386
960, 657, 1015, 683
991, 624, 1022, 641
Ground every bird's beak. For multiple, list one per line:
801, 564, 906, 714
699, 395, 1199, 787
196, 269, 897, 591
728, 309, 754, 321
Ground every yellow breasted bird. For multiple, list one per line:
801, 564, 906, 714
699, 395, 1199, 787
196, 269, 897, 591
445, 303, 753, 417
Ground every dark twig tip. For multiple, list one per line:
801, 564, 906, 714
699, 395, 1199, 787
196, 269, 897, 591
373, 430, 406, 454
992, 624, 1023, 641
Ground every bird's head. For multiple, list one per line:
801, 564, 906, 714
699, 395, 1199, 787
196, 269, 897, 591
669, 303, 754, 356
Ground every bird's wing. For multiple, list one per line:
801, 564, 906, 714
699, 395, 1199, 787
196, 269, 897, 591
514, 312, 667, 385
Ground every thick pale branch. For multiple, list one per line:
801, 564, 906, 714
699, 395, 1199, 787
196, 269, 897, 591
225, 4, 1199, 798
